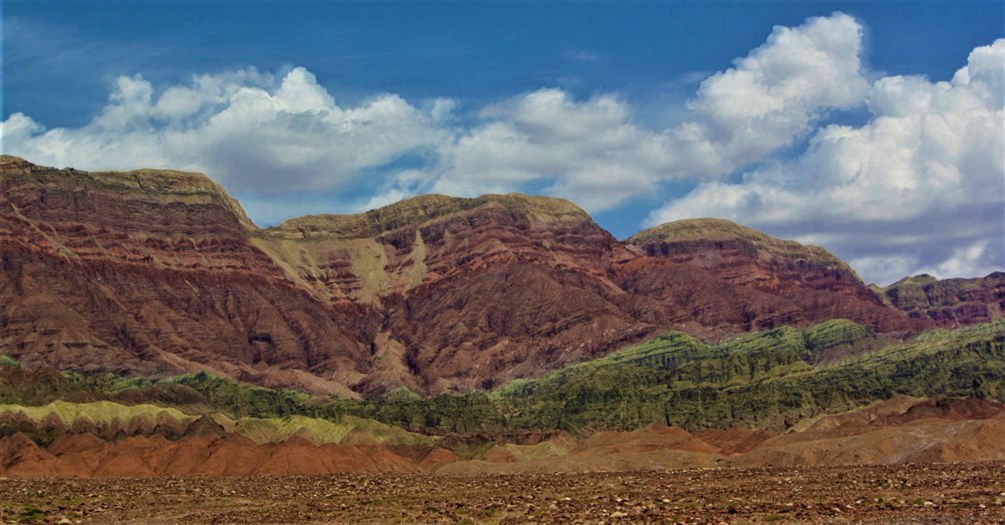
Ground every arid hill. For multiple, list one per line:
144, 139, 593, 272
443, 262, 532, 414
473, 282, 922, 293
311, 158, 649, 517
1, 156, 984, 396
617, 219, 917, 334
879, 272, 1005, 327
0, 396, 1001, 478
0, 156, 375, 396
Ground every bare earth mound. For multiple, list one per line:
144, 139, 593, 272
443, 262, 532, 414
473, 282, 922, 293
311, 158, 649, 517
2, 396, 1002, 479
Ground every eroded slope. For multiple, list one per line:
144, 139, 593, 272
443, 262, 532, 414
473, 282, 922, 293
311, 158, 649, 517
881, 272, 1005, 326
5, 157, 990, 397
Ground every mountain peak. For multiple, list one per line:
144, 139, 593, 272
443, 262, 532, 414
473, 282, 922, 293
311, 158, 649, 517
888, 274, 939, 288
881, 272, 1005, 326
4, 155, 216, 196
629, 218, 772, 244
628, 217, 854, 267
267, 192, 588, 240
616, 217, 903, 327
1, 156, 255, 230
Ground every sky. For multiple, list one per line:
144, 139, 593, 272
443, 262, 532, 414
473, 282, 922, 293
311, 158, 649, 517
2, 0, 1003, 286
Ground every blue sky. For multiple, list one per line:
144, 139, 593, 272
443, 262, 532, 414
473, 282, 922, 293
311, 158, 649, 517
2, 0, 1003, 285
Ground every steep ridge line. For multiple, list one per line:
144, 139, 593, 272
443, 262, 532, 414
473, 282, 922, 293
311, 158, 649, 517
880, 272, 1005, 327
2, 156, 993, 397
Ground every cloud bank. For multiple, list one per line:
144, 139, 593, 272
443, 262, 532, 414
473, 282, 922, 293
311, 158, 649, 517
2, 67, 453, 195
648, 39, 1004, 284
2, 13, 1002, 284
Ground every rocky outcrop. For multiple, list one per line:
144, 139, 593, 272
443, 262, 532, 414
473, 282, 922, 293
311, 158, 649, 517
617, 218, 922, 336
1, 155, 376, 396
252, 192, 647, 393
0, 157, 965, 395
880, 272, 1005, 327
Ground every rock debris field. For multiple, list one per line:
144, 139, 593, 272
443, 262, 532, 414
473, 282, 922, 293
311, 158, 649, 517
1, 462, 1003, 524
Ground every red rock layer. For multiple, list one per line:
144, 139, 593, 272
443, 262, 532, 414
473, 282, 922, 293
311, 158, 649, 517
2, 156, 975, 395
1, 397, 1002, 478
619, 221, 924, 336
1, 156, 376, 394
0, 433, 421, 478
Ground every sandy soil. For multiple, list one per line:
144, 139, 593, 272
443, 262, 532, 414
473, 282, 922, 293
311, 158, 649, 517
1, 462, 1003, 524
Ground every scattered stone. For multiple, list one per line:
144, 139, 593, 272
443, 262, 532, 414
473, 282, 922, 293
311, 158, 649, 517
0, 462, 1000, 523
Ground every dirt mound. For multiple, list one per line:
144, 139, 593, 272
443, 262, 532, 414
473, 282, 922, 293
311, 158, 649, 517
483, 445, 519, 463
438, 397, 1005, 474
1, 397, 1003, 478
697, 427, 774, 455
882, 395, 1005, 424
0, 433, 64, 478
734, 412, 1005, 467
735, 396, 1000, 466
802, 395, 1005, 433
438, 424, 725, 474
418, 447, 461, 471
800, 395, 926, 432
0, 432, 422, 478
578, 424, 719, 455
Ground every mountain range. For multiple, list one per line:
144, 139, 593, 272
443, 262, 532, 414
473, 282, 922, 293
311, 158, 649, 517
2, 155, 1002, 398
2, 155, 1005, 480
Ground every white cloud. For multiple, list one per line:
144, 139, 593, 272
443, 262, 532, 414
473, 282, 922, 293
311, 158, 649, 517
412, 89, 670, 211
399, 13, 869, 211
2, 13, 867, 213
2, 13, 1000, 284
2, 67, 453, 196
565, 50, 602, 62
848, 255, 925, 287
648, 39, 1005, 284
669, 12, 868, 176
929, 240, 998, 279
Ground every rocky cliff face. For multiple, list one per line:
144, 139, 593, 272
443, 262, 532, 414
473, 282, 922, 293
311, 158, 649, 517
881, 273, 1005, 327
1, 157, 978, 395
0, 156, 376, 396
252, 192, 647, 393
617, 219, 920, 336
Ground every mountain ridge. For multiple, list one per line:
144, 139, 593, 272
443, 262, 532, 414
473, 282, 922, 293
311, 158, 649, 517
2, 156, 998, 396
880, 271, 1005, 326
265, 193, 589, 240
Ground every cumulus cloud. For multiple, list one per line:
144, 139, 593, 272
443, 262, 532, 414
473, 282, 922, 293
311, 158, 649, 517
648, 39, 1005, 284
2, 67, 453, 195
371, 13, 871, 212
2, 12, 867, 213
3, 12, 1001, 283
673, 12, 868, 175
412, 89, 671, 211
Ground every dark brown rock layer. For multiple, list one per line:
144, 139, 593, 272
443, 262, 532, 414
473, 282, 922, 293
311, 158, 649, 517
881, 272, 1005, 327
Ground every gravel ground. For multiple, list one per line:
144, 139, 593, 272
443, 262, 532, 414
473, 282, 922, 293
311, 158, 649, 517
1, 462, 1003, 524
